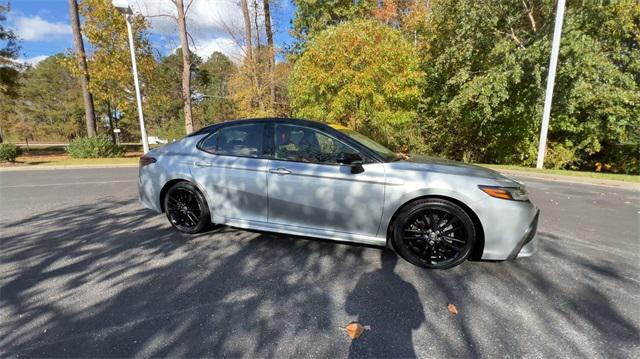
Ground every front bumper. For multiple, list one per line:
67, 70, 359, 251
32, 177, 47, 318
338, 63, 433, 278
508, 209, 539, 260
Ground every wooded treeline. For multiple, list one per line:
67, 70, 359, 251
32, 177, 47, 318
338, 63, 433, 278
0, 0, 638, 173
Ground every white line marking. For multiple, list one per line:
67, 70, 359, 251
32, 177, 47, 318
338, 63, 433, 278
0, 180, 137, 188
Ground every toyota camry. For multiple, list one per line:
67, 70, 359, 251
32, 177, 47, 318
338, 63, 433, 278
138, 118, 539, 269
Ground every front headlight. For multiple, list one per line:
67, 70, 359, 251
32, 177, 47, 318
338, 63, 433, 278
478, 185, 529, 201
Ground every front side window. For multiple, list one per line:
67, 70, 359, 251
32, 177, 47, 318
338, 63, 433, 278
274, 124, 359, 164
200, 123, 264, 157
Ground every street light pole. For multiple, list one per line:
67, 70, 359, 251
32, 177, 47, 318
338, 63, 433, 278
536, 0, 566, 169
112, 0, 149, 154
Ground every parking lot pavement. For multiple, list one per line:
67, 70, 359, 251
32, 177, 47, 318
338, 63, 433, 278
1, 168, 639, 358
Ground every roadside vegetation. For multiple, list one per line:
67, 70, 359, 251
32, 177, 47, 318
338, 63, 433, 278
481, 164, 640, 184
0, 143, 21, 162
0, 1, 637, 174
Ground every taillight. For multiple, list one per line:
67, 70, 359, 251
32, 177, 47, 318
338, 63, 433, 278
139, 155, 156, 167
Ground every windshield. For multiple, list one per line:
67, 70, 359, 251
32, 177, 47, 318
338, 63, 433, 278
337, 128, 398, 162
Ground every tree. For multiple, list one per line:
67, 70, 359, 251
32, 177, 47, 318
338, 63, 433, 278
68, 0, 97, 137
0, 2, 19, 94
289, 20, 424, 151
76, 0, 157, 143
416, 0, 639, 172
230, 47, 290, 117
240, 0, 254, 62
18, 55, 85, 141
173, 0, 194, 134
199, 52, 237, 123
263, 0, 276, 105
0, 2, 20, 141
147, 48, 204, 139
291, 0, 375, 55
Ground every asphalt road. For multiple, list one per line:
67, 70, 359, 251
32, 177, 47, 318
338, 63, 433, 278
1, 168, 639, 358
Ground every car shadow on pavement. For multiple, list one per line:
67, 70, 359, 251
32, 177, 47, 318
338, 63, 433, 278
346, 250, 424, 358
1, 200, 639, 357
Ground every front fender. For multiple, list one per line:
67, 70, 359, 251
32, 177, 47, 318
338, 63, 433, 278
377, 183, 484, 241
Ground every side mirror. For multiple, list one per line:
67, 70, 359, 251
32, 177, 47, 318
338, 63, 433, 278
336, 152, 364, 174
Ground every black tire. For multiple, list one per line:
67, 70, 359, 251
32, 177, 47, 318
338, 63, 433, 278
391, 198, 476, 269
164, 182, 211, 234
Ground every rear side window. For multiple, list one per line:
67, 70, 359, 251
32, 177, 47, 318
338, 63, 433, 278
200, 131, 219, 153
199, 123, 264, 158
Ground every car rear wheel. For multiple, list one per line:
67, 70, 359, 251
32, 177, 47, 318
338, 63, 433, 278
164, 182, 210, 234
392, 198, 476, 269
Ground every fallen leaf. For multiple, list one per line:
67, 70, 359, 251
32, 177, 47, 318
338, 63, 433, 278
447, 303, 459, 315
344, 322, 365, 340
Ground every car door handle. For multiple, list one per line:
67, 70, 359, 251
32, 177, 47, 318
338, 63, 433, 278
194, 161, 213, 167
269, 168, 291, 175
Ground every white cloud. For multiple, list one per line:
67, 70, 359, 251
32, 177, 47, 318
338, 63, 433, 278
13, 16, 71, 41
129, 0, 244, 60
18, 55, 49, 67
192, 37, 244, 61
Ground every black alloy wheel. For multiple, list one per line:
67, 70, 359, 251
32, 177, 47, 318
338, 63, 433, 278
392, 198, 475, 269
164, 182, 210, 234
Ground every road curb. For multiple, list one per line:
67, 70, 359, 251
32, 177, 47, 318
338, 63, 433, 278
0, 164, 138, 172
495, 169, 640, 190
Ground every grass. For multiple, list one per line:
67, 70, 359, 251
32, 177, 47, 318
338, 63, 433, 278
481, 164, 640, 183
1, 157, 138, 167
19, 157, 139, 166
1, 152, 140, 167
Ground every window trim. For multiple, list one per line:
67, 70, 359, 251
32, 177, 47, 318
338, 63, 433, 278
195, 119, 385, 164
196, 122, 270, 160
270, 122, 371, 166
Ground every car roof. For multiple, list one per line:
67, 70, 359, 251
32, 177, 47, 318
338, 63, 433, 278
189, 117, 333, 137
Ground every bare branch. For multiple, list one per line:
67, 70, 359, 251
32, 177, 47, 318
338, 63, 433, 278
185, 0, 195, 16
522, 0, 537, 32
145, 13, 177, 21
186, 31, 198, 54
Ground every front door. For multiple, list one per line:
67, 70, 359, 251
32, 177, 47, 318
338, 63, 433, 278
190, 122, 269, 223
266, 123, 386, 237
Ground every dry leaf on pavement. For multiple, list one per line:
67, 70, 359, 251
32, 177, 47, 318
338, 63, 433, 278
344, 322, 365, 340
447, 303, 459, 315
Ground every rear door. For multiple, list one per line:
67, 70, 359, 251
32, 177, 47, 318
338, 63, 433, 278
190, 122, 269, 223
266, 122, 386, 237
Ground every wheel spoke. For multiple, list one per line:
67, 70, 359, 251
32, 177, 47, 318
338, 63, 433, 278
167, 188, 203, 229
443, 235, 465, 244
440, 216, 459, 230
400, 207, 469, 266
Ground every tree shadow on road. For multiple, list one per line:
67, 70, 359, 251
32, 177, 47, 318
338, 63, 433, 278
0, 198, 370, 357
1, 199, 639, 357
346, 250, 424, 358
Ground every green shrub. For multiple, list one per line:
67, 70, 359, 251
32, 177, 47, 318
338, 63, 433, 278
545, 143, 577, 170
66, 136, 126, 158
0, 143, 23, 162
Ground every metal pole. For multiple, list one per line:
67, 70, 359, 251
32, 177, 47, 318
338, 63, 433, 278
536, 0, 566, 169
125, 15, 149, 154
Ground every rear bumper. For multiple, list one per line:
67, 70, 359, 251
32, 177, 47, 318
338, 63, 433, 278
509, 209, 540, 260
138, 166, 163, 213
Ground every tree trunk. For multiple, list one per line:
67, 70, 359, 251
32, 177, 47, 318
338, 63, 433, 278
240, 0, 253, 62
68, 0, 97, 138
175, 0, 194, 134
253, 0, 261, 47
263, 0, 275, 106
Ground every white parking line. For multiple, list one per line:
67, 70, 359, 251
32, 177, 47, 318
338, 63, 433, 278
0, 180, 137, 188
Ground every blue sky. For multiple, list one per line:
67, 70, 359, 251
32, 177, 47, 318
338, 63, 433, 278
7, 0, 296, 64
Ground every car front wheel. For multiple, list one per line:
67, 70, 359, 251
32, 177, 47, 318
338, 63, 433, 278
164, 182, 210, 234
392, 198, 476, 269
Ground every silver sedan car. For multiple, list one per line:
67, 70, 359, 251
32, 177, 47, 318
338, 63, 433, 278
139, 118, 539, 269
